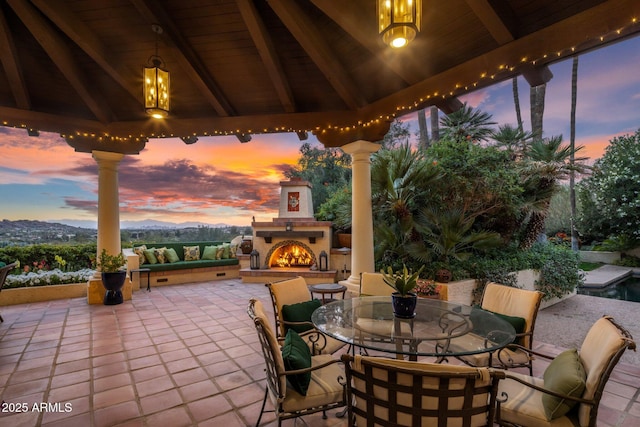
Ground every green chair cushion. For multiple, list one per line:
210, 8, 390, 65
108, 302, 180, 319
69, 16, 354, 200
165, 248, 180, 263
282, 329, 312, 395
281, 299, 322, 334
542, 348, 586, 420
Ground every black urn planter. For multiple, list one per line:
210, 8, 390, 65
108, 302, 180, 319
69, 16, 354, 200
391, 293, 418, 319
101, 271, 127, 305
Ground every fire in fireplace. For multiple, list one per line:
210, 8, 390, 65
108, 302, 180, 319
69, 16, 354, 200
267, 240, 316, 268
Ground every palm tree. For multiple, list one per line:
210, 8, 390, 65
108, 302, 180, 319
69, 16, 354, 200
440, 103, 496, 143
371, 144, 441, 268
430, 106, 440, 142
530, 84, 546, 139
491, 124, 535, 159
512, 76, 524, 131
569, 56, 579, 250
416, 206, 502, 276
518, 136, 589, 249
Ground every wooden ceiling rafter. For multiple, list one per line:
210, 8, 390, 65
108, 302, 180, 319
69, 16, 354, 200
465, 0, 516, 45
129, 0, 234, 117
6, 0, 113, 124
267, 0, 367, 110
30, 0, 140, 104
129, 0, 255, 143
309, 0, 423, 84
236, 0, 296, 114
358, 0, 640, 125
0, 6, 30, 110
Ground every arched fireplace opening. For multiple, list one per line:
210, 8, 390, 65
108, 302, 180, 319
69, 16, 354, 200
265, 240, 316, 269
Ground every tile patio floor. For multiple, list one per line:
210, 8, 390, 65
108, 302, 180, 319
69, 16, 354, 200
0, 279, 638, 427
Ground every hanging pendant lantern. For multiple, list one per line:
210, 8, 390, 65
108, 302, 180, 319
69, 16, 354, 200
377, 0, 422, 48
144, 24, 170, 118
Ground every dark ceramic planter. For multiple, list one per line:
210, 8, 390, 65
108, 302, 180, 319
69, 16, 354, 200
391, 292, 418, 319
101, 271, 126, 305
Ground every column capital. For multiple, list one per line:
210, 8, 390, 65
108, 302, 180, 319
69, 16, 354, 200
92, 150, 125, 163
341, 140, 381, 156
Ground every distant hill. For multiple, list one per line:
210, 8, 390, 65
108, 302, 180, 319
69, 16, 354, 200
50, 219, 232, 230
1, 219, 93, 233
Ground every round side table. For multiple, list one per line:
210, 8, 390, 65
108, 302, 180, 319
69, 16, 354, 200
308, 283, 348, 304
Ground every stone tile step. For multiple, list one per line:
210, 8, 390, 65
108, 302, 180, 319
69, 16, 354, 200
582, 264, 633, 288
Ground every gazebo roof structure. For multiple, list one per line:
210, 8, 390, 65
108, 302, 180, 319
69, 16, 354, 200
0, 0, 638, 149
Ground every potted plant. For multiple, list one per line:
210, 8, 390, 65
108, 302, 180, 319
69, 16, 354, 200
380, 264, 425, 318
98, 248, 127, 305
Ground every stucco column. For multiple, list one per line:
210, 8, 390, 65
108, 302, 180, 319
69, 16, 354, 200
87, 150, 129, 304
340, 140, 380, 294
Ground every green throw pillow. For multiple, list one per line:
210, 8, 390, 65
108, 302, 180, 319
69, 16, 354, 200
492, 311, 526, 335
165, 248, 180, 263
202, 245, 217, 260
282, 329, 312, 395
281, 299, 322, 334
542, 349, 586, 420
143, 248, 158, 264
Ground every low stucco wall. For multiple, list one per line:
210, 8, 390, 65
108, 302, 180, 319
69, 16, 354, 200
0, 283, 87, 306
579, 250, 621, 264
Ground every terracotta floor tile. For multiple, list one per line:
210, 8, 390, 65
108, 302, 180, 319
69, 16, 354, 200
0, 279, 637, 426
139, 388, 184, 415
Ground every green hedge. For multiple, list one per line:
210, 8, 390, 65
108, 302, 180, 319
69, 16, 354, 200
0, 243, 97, 272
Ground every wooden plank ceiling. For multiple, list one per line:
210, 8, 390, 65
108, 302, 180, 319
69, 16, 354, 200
0, 0, 638, 148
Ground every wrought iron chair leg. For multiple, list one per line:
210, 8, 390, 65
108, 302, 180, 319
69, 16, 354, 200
256, 387, 268, 427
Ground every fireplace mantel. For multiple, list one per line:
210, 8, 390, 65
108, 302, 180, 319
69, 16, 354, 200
256, 230, 324, 244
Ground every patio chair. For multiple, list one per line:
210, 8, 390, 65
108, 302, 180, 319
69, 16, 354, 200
0, 262, 18, 322
454, 282, 543, 375
496, 315, 636, 427
266, 276, 345, 354
247, 298, 346, 427
359, 272, 394, 296
341, 353, 505, 427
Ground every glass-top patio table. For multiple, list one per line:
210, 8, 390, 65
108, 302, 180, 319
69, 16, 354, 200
311, 296, 516, 361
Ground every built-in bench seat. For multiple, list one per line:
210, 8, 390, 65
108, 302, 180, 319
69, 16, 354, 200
124, 241, 240, 288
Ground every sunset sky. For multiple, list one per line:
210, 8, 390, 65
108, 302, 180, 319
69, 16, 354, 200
1, 35, 639, 228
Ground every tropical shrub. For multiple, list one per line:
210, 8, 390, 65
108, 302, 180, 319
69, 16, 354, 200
577, 129, 640, 245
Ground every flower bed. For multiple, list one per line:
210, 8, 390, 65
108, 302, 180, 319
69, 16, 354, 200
4, 268, 95, 289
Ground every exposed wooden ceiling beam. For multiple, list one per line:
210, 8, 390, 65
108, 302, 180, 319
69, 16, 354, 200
30, 0, 139, 103
0, 7, 30, 109
310, 0, 423, 84
360, 0, 640, 125
237, 0, 296, 114
129, 0, 236, 117
465, 0, 515, 45
7, 0, 112, 123
268, 0, 367, 110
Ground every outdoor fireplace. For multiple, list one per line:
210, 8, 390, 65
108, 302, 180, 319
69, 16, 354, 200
239, 178, 337, 284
